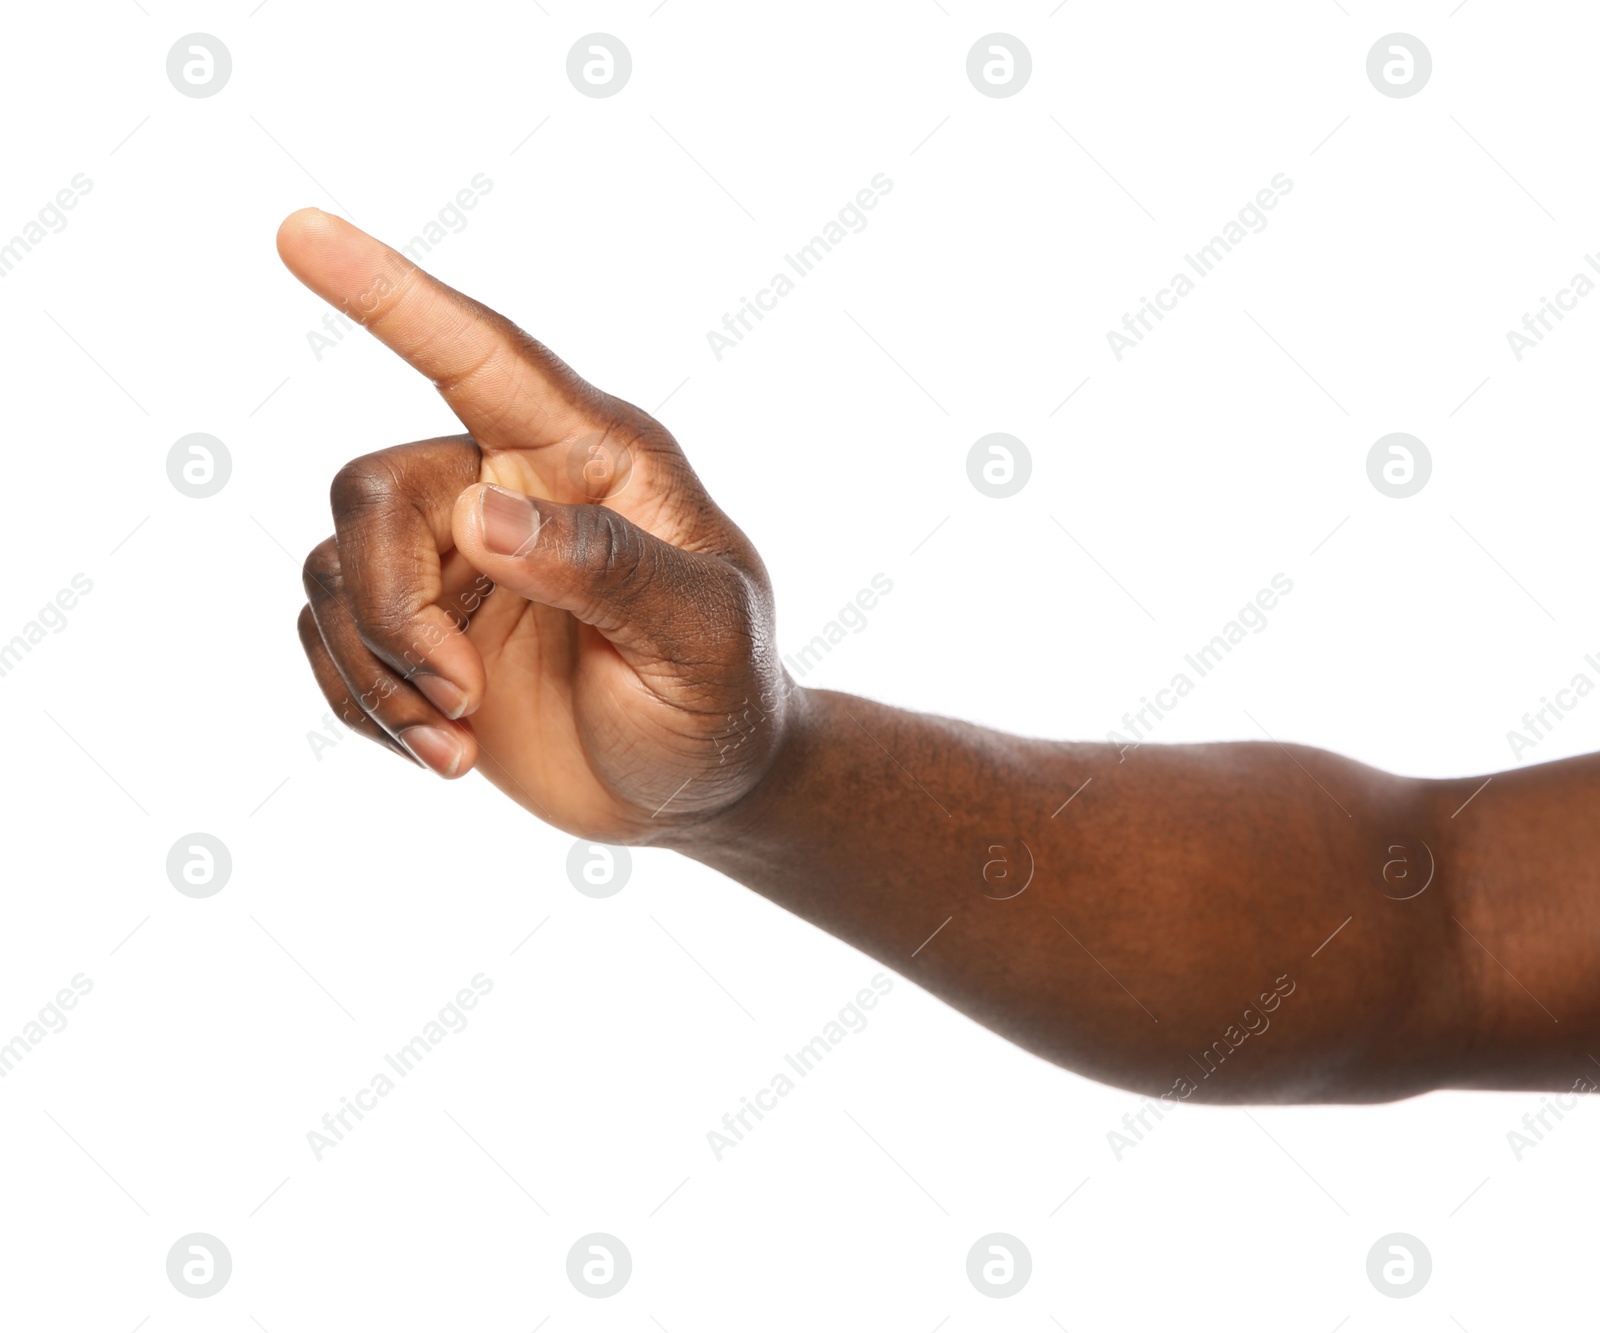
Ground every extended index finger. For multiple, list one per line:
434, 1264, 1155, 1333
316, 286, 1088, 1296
275, 208, 596, 457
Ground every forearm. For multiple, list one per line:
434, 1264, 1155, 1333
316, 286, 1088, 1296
1439, 751, 1600, 1090
672, 687, 1497, 1103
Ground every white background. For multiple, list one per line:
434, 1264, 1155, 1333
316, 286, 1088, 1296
1, 0, 1596, 1327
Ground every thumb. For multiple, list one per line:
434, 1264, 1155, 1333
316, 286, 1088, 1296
453, 484, 752, 671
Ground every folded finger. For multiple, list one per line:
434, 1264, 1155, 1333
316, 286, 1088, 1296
329, 435, 488, 720
297, 604, 408, 760
302, 537, 478, 779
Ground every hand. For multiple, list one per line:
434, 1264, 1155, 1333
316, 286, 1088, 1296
279, 209, 792, 843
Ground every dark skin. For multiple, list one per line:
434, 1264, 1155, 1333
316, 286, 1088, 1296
281, 208, 1599, 1105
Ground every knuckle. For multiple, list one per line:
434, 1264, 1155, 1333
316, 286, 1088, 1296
583, 507, 650, 594
301, 537, 342, 601
295, 602, 319, 646
432, 339, 503, 401
688, 567, 749, 657
711, 565, 759, 634
356, 609, 426, 671
350, 258, 422, 333
329, 455, 401, 518
352, 668, 403, 716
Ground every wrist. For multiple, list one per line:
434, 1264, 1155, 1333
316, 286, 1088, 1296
656, 678, 826, 856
